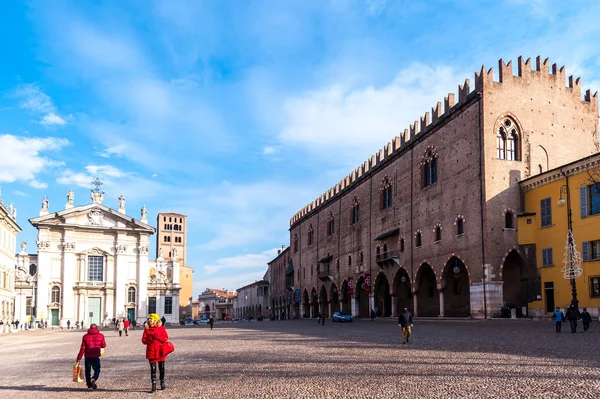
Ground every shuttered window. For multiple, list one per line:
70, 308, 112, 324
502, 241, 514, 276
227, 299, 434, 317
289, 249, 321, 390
541, 198, 552, 227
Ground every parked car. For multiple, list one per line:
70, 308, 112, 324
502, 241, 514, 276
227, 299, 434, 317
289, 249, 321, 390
332, 311, 353, 322
196, 317, 210, 325
184, 318, 194, 325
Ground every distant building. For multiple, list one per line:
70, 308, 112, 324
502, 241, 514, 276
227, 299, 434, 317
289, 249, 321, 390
195, 288, 237, 320
234, 280, 269, 319
0, 195, 20, 326
519, 153, 600, 318
156, 212, 193, 313
268, 246, 296, 319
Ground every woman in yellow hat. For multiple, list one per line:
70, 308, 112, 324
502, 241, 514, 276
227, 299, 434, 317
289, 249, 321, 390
142, 313, 169, 392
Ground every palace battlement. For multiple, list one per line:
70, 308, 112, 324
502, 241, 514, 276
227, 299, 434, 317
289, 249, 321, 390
290, 56, 599, 227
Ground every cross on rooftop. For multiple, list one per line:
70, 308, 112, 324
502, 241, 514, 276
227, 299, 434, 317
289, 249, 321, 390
91, 178, 103, 193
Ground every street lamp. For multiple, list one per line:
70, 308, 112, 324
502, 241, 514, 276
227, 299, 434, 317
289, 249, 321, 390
557, 174, 582, 309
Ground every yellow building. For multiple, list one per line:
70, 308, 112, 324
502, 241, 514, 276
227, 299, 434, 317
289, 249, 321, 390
519, 153, 600, 319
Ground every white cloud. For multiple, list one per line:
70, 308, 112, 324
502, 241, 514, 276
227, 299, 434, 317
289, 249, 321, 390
12, 84, 68, 127
12, 190, 30, 197
202, 249, 279, 275
0, 134, 69, 186
29, 180, 48, 189
56, 169, 94, 188
277, 63, 464, 164
39, 112, 67, 125
152, 173, 158, 177
85, 165, 126, 178
263, 146, 276, 155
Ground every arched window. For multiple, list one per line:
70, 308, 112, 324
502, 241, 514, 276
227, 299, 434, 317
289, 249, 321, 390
293, 233, 299, 253
381, 177, 392, 209
497, 129, 506, 159
416, 232, 422, 248
29, 264, 37, 276
382, 243, 388, 257
308, 224, 314, 246
376, 246, 381, 256
435, 226, 442, 242
457, 218, 464, 235
497, 119, 520, 161
423, 151, 438, 188
348, 255, 352, 266
327, 213, 335, 236
359, 251, 364, 264
400, 238, 405, 252
51, 286, 60, 303
351, 196, 360, 224
128, 287, 136, 303
505, 211, 514, 229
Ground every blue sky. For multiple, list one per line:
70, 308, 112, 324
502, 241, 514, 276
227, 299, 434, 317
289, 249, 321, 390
1, 0, 599, 296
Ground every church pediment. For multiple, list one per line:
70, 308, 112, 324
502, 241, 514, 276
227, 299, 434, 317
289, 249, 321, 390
78, 246, 112, 256
29, 204, 155, 233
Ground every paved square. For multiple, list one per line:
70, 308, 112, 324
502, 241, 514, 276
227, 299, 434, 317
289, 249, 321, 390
0, 319, 599, 398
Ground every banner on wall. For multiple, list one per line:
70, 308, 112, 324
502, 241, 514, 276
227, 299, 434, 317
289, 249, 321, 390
364, 274, 371, 293
347, 277, 354, 295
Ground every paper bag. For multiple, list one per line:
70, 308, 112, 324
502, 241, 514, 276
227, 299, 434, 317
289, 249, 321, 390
73, 362, 85, 383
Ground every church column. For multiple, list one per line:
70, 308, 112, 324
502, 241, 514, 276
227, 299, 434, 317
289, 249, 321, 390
105, 255, 115, 322
351, 297, 357, 317
137, 236, 150, 322
439, 289, 445, 317
391, 296, 398, 317
61, 237, 76, 326
115, 239, 128, 319
35, 229, 51, 325
412, 291, 418, 317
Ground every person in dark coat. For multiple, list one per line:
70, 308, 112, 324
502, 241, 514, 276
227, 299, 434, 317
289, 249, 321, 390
142, 314, 169, 392
398, 307, 413, 344
581, 308, 592, 331
76, 323, 106, 391
564, 304, 581, 333
209, 316, 214, 330
553, 307, 565, 333
370, 309, 376, 321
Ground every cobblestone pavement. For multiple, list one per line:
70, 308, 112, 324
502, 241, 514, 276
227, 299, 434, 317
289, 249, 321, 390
1, 319, 599, 398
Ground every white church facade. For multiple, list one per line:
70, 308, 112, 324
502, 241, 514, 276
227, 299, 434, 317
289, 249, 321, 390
21, 187, 180, 327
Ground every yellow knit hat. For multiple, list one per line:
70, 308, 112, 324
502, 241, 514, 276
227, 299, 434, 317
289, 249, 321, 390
149, 313, 160, 321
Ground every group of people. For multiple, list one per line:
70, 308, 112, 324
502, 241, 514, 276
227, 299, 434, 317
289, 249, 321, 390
76, 313, 171, 392
113, 318, 133, 337
554, 304, 593, 333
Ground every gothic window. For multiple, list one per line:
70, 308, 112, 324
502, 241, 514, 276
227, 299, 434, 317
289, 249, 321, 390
348, 255, 352, 266
359, 251, 364, 264
308, 225, 314, 246
422, 150, 438, 188
400, 238, 405, 252
351, 197, 360, 224
505, 211, 514, 229
416, 232, 422, 248
293, 233, 299, 253
88, 256, 104, 281
381, 177, 392, 209
497, 118, 520, 161
457, 218, 464, 235
51, 286, 60, 303
128, 287, 136, 303
327, 213, 335, 236
382, 244, 388, 258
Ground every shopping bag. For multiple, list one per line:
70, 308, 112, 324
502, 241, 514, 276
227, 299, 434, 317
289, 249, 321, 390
73, 362, 85, 383
160, 340, 175, 357
100, 348, 105, 356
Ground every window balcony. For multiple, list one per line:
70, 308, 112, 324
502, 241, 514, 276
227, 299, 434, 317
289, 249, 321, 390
376, 249, 400, 266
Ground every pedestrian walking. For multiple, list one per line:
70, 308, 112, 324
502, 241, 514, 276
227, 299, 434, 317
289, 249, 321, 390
132, 319, 137, 331
142, 314, 169, 392
114, 318, 119, 333
553, 307, 565, 333
80, 320, 84, 329
67, 320, 71, 329
581, 308, 592, 331
370, 309, 376, 321
317, 312, 322, 324
123, 319, 130, 336
118, 319, 124, 337
209, 316, 214, 330
565, 304, 581, 333
398, 307, 413, 344
76, 323, 106, 391
161, 316, 166, 326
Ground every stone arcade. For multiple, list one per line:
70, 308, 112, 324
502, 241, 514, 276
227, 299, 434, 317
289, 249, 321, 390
19, 188, 180, 327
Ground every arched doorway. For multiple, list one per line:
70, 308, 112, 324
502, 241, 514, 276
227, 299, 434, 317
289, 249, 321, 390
393, 268, 412, 316
355, 276, 369, 317
302, 289, 310, 318
310, 288, 318, 318
330, 283, 339, 314
443, 257, 470, 317
340, 280, 351, 313
374, 272, 391, 317
204, 304, 210, 317
416, 263, 439, 317
503, 250, 526, 317
319, 285, 329, 317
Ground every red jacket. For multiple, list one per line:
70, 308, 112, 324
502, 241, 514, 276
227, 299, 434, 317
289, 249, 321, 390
142, 325, 169, 363
123, 320, 130, 328
77, 328, 106, 361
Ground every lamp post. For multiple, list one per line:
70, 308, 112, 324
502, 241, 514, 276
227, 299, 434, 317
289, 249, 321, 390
557, 172, 581, 309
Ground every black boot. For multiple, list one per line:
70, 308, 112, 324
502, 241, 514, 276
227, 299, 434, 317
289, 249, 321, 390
158, 362, 166, 390
150, 363, 157, 393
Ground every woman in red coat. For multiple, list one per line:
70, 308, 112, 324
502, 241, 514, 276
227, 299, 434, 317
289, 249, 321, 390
142, 313, 169, 392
